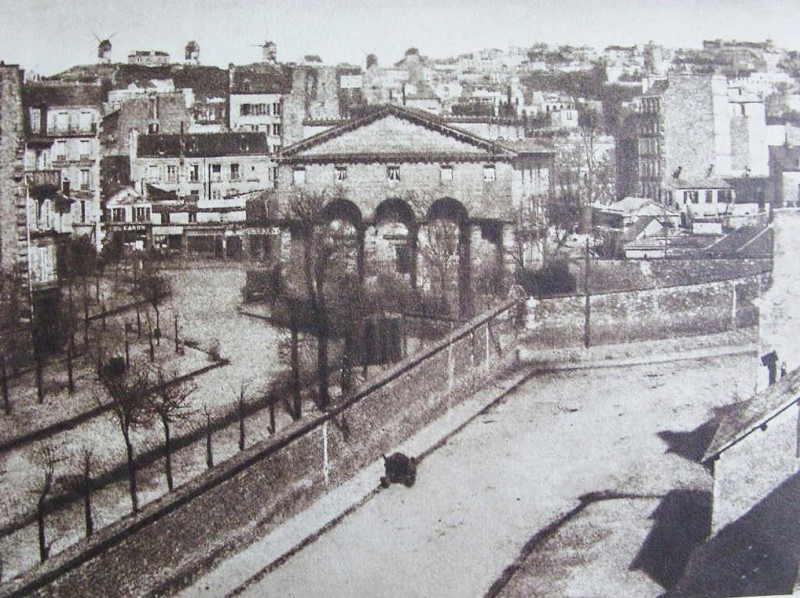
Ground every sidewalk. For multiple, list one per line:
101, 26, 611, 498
180, 330, 758, 597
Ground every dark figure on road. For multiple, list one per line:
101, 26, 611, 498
381, 452, 417, 488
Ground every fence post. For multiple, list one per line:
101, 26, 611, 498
584, 239, 591, 349
322, 421, 330, 486
485, 320, 491, 370
447, 343, 455, 393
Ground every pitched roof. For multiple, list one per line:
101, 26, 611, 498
23, 82, 104, 107
770, 145, 800, 172
641, 79, 669, 97
703, 223, 773, 257
106, 187, 147, 206
229, 63, 293, 95
137, 132, 268, 158
663, 177, 733, 190
280, 104, 517, 159
704, 367, 800, 461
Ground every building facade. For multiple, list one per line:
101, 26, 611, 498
636, 74, 768, 200
131, 131, 271, 253
23, 82, 104, 243
248, 104, 553, 318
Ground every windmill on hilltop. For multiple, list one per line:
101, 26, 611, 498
92, 31, 116, 63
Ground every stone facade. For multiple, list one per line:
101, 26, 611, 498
257, 104, 553, 318
637, 74, 768, 200
0, 65, 26, 277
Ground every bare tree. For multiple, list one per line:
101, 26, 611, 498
133, 260, 171, 337
283, 188, 347, 410
32, 444, 58, 563
100, 363, 152, 513
149, 367, 196, 491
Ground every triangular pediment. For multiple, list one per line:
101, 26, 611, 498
283, 106, 511, 160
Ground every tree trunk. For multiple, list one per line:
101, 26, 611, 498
290, 309, 301, 420
37, 494, 49, 563
316, 322, 330, 410
163, 418, 173, 491
123, 431, 139, 513
35, 354, 45, 405
67, 340, 75, 394
205, 413, 214, 469
238, 393, 245, 451
1, 354, 9, 414
83, 454, 93, 538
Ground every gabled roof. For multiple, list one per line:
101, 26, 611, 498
602, 196, 679, 216
279, 104, 517, 161
704, 367, 800, 461
106, 186, 148, 206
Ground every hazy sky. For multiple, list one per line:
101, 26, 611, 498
1, 0, 798, 76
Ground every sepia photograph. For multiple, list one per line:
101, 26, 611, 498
1, 0, 799, 596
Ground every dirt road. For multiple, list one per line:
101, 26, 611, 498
212, 353, 756, 597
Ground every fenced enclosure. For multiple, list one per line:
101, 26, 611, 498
1, 299, 523, 598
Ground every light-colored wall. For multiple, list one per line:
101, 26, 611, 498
712, 403, 800, 533
277, 160, 517, 221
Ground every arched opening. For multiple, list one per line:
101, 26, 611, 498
372, 198, 418, 289
420, 198, 472, 319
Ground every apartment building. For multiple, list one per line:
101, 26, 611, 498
23, 82, 103, 242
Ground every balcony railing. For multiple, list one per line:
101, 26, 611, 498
45, 123, 97, 136
26, 170, 61, 191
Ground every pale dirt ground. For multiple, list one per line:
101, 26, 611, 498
236, 353, 756, 598
0, 266, 294, 581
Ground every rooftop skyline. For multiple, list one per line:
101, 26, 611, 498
1, 0, 798, 76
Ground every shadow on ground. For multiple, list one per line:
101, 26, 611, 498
630, 489, 712, 590
658, 403, 746, 463
666, 472, 800, 597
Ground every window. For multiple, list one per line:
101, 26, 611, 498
231, 163, 241, 181
55, 140, 67, 161
211, 163, 222, 182
167, 165, 177, 182
134, 207, 150, 222
188, 212, 197, 223
148, 164, 159, 181
705, 190, 713, 203
189, 164, 199, 182
112, 208, 125, 222
272, 123, 282, 137
440, 165, 453, 182
79, 139, 91, 160
293, 167, 306, 185
240, 104, 252, 116
30, 108, 41, 134
483, 164, 496, 181
387, 165, 400, 181
272, 101, 282, 116
162, 212, 170, 224
56, 111, 68, 132
270, 166, 278, 181
80, 200, 87, 223
211, 189, 222, 200
335, 166, 348, 182
80, 169, 90, 190
396, 246, 412, 274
